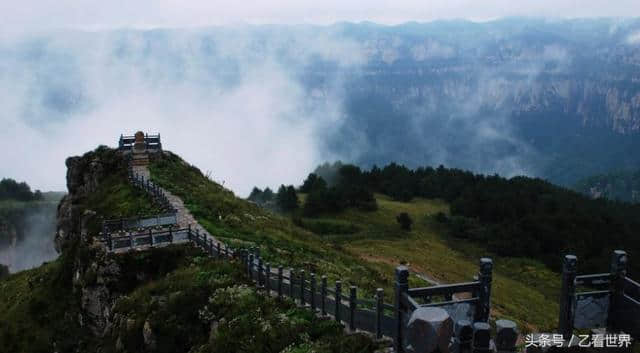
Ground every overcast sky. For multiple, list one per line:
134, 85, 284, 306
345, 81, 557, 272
2, 1, 640, 195
2, 0, 640, 31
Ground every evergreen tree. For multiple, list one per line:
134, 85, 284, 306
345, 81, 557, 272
396, 212, 413, 231
301, 173, 327, 193
285, 186, 299, 210
248, 187, 263, 202
262, 187, 275, 201
277, 185, 299, 211
0, 178, 40, 201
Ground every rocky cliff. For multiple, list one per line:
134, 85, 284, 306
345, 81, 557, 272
55, 146, 122, 253
53, 146, 125, 337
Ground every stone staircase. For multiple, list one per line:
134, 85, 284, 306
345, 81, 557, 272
131, 150, 149, 167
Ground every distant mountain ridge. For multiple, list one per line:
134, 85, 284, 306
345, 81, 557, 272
5, 18, 640, 187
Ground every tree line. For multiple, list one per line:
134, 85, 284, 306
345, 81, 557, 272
249, 165, 377, 216
250, 162, 640, 275
0, 178, 43, 202
248, 185, 299, 213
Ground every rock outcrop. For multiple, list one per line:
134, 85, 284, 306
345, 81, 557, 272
55, 146, 126, 253
53, 146, 128, 336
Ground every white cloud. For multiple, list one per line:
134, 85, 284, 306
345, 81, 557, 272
627, 31, 640, 45
0, 29, 361, 196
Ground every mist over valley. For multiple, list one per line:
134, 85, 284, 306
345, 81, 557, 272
3, 19, 640, 197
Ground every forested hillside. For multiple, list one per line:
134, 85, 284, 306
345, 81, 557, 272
256, 163, 640, 277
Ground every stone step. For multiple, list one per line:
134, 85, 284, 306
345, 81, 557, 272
131, 159, 149, 166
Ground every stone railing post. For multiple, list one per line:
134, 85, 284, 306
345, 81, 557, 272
129, 231, 134, 249
376, 288, 384, 339
217, 242, 221, 258
474, 258, 492, 322
406, 307, 454, 353
456, 320, 473, 353
289, 269, 296, 298
209, 239, 214, 256
257, 257, 264, 287
495, 319, 518, 353
321, 276, 327, 316
558, 254, 577, 339
608, 250, 627, 331
335, 281, 343, 323
300, 270, 306, 305
349, 286, 357, 331
248, 254, 255, 281
310, 273, 317, 311
277, 266, 283, 298
149, 228, 153, 246
395, 265, 409, 353
265, 263, 271, 293
472, 322, 492, 353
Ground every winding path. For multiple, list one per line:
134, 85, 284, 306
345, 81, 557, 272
132, 162, 222, 249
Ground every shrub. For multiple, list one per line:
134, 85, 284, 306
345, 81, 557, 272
396, 212, 413, 231
293, 218, 359, 235
0, 264, 8, 279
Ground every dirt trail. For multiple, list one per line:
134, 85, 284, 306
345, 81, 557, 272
357, 253, 472, 299
132, 162, 295, 277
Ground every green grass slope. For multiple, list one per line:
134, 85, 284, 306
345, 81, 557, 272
0, 147, 380, 353
0, 254, 89, 352
106, 246, 380, 353
149, 152, 560, 331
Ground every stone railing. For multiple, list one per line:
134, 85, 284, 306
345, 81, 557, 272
102, 216, 512, 353
104, 226, 189, 251
127, 170, 176, 213
558, 250, 640, 340
102, 213, 177, 234
102, 209, 640, 352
